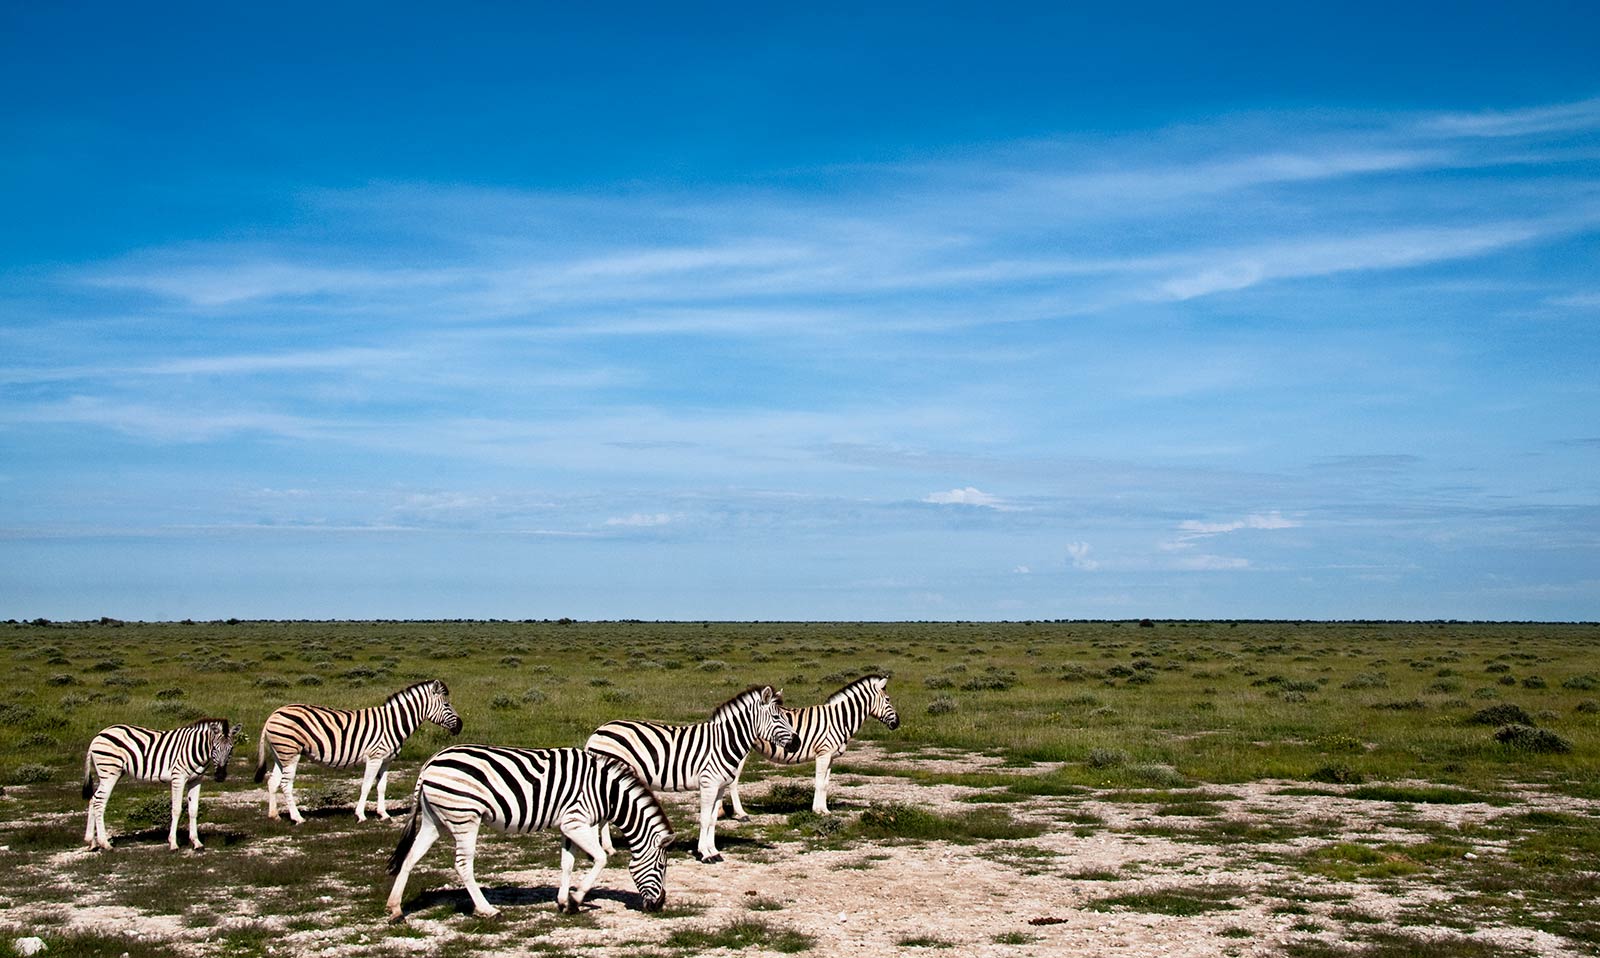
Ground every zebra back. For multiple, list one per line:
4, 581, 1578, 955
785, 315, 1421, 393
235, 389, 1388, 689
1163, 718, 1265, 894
586, 685, 788, 792
257, 679, 461, 775
84, 718, 237, 792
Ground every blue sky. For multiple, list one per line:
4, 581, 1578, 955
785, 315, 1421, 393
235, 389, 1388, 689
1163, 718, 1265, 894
2, 2, 1597, 621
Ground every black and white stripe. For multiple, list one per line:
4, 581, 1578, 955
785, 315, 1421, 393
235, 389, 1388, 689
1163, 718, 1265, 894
254, 679, 464, 823
82, 718, 242, 851
385, 745, 673, 920
727, 674, 900, 817
585, 685, 798, 863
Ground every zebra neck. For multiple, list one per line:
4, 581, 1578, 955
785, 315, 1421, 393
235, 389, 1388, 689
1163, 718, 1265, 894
830, 696, 869, 735
383, 695, 425, 735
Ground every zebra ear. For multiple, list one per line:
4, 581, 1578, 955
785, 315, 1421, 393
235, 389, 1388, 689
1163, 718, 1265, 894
229, 723, 243, 739
760, 686, 775, 703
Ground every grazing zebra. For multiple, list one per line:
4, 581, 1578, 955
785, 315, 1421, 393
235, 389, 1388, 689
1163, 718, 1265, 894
82, 718, 243, 851
385, 746, 673, 920
725, 674, 900, 818
254, 679, 463, 823
585, 685, 798, 863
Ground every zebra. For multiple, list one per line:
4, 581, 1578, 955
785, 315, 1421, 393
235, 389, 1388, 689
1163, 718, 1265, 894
81, 718, 243, 851
725, 674, 899, 818
254, 679, 463, 823
385, 745, 673, 920
585, 685, 799, 863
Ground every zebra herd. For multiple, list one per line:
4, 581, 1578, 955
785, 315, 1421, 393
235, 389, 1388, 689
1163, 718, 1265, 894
79, 673, 900, 920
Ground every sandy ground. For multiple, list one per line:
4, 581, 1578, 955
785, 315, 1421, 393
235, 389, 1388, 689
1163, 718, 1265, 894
5, 744, 1593, 958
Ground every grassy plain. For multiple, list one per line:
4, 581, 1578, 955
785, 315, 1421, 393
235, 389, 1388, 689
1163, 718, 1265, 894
0, 619, 1595, 956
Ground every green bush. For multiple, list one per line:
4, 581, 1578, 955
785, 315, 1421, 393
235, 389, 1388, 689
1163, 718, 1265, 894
1494, 724, 1572, 753
1469, 703, 1534, 726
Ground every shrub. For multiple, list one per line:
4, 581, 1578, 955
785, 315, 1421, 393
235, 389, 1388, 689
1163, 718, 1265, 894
154, 687, 185, 700
960, 668, 1017, 692
123, 793, 172, 830
1087, 747, 1129, 769
1341, 672, 1388, 690
922, 675, 955, 690
522, 687, 548, 704
490, 694, 519, 710
926, 696, 957, 716
1494, 724, 1572, 753
1561, 674, 1598, 691
1315, 733, 1363, 753
699, 660, 728, 673
47, 674, 77, 686
1309, 762, 1364, 785
1469, 703, 1534, 726
10, 763, 54, 784
296, 674, 323, 686
1130, 764, 1188, 787
1576, 699, 1600, 714
1521, 675, 1548, 689
254, 676, 290, 690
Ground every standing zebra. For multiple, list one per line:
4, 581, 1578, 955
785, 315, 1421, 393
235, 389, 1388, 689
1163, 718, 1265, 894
386, 745, 673, 920
585, 685, 798, 863
255, 679, 463, 823
725, 674, 899, 818
82, 718, 242, 851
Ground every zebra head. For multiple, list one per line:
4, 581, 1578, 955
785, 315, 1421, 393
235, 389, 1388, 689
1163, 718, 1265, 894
208, 720, 244, 782
756, 686, 800, 752
424, 680, 465, 735
626, 829, 673, 912
868, 676, 900, 730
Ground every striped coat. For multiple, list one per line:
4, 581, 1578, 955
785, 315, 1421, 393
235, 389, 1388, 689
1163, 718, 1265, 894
727, 674, 899, 817
255, 679, 463, 823
386, 745, 673, 920
585, 685, 798, 862
82, 718, 242, 850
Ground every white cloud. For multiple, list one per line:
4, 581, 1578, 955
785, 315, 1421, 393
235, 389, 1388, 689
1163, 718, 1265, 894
924, 487, 1006, 509
1175, 554, 1251, 571
1013, 565, 1031, 574
604, 512, 675, 527
1066, 541, 1100, 571
1177, 511, 1300, 539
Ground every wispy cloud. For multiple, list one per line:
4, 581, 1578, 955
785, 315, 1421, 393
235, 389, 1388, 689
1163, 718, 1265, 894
1066, 541, 1099, 570
924, 487, 1010, 509
604, 512, 676, 527
1177, 511, 1300, 539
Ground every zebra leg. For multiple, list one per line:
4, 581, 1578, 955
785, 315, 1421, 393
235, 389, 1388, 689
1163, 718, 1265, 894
87, 771, 120, 850
265, 760, 284, 820
726, 757, 751, 821
356, 756, 384, 821
599, 822, 614, 855
813, 752, 834, 815
386, 806, 441, 921
282, 757, 306, 824
185, 779, 205, 849
450, 818, 498, 918
558, 822, 608, 914
695, 779, 725, 863
167, 774, 186, 850
375, 760, 393, 819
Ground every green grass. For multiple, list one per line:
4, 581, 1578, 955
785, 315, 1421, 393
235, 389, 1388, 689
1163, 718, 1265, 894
663, 919, 815, 953
1086, 884, 1245, 916
2, 619, 1598, 957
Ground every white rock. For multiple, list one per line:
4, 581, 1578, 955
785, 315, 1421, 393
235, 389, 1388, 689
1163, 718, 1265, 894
13, 938, 47, 957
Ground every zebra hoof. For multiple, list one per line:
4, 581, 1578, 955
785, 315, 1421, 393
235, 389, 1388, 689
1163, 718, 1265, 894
733, 815, 751, 823
699, 853, 724, 864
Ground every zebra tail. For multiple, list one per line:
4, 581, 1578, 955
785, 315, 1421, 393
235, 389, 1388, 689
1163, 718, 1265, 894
253, 729, 270, 783
387, 796, 424, 876
81, 749, 94, 801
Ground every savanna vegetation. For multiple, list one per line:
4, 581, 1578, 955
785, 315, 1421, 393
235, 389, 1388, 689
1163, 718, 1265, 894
0, 619, 1595, 957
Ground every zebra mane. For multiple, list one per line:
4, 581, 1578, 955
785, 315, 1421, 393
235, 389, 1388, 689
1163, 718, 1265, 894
709, 685, 777, 722
825, 674, 886, 705
191, 717, 228, 733
386, 679, 444, 705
